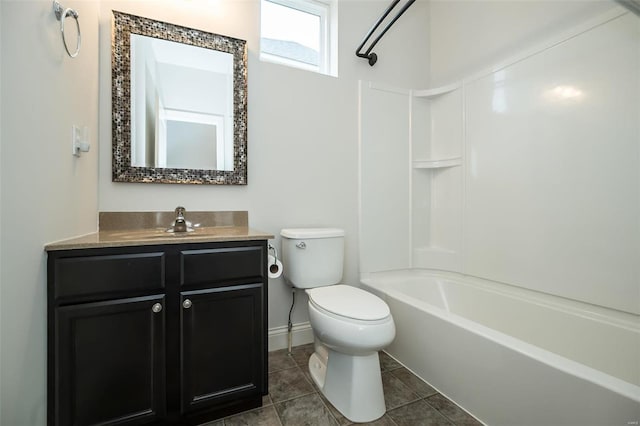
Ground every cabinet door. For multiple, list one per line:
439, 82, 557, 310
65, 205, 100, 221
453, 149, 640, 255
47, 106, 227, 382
55, 295, 166, 426
180, 283, 263, 414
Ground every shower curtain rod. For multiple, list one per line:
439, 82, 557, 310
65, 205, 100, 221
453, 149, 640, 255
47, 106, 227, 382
615, 0, 640, 16
356, 0, 416, 66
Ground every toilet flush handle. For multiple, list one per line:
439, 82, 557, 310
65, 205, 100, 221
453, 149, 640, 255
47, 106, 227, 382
296, 242, 306, 249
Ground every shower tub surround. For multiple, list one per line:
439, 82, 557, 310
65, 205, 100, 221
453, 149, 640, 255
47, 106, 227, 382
361, 269, 640, 426
358, 9, 639, 425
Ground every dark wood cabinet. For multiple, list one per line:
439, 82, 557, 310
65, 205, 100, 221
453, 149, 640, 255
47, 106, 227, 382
180, 284, 263, 414
47, 240, 268, 426
55, 295, 166, 425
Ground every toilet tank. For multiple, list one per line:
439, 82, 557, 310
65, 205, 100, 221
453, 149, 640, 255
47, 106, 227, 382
280, 228, 345, 289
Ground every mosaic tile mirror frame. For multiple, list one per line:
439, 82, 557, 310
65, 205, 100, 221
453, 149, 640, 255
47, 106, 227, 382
111, 11, 248, 184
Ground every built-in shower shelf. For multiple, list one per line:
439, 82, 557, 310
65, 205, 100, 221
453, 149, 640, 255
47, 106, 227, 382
413, 82, 461, 99
413, 157, 462, 169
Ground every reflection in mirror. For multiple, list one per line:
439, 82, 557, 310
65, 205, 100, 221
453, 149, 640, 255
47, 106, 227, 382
112, 11, 247, 184
130, 35, 234, 171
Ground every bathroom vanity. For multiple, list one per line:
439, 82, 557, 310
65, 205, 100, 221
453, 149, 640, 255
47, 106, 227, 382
45, 212, 273, 425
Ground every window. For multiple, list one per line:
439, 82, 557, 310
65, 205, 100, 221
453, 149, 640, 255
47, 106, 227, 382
260, 0, 337, 76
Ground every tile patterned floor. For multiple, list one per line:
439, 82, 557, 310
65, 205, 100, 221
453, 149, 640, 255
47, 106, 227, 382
202, 344, 482, 426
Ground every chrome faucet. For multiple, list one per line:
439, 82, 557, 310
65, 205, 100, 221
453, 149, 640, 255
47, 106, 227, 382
167, 206, 194, 233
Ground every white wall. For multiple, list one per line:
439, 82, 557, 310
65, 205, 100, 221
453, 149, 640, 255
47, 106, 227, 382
429, 0, 618, 86
426, 1, 639, 314
0, 1, 428, 423
0, 1, 100, 424
0, 0, 3, 420
463, 11, 639, 314
361, 1, 637, 314
359, 83, 412, 274
156, 64, 229, 114
98, 0, 430, 337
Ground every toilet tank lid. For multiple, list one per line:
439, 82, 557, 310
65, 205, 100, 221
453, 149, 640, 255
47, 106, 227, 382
280, 228, 345, 239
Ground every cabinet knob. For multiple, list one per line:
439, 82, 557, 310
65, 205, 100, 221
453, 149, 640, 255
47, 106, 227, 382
152, 303, 162, 313
183, 299, 192, 309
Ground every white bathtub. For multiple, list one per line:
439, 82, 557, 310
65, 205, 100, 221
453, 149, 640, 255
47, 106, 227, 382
360, 269, 640, 426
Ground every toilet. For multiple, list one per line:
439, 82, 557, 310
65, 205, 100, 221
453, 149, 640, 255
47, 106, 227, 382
280, 228, 395, 423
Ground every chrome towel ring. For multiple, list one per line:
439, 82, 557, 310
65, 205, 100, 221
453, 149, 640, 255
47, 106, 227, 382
53, 0, 80, 58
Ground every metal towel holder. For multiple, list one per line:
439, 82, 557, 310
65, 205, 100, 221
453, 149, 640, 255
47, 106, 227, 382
53, 0, 81, 58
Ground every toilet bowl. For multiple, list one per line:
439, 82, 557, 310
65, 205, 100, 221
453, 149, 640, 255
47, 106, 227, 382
280, 228, 396, 423
307, 285, 395, 422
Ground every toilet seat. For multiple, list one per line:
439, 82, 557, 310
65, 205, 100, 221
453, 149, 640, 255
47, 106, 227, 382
307, 296, 395, 353
307, 285, 390, 321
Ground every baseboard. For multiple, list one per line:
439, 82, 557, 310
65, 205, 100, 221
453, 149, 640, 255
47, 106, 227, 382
268, 322, 314, 351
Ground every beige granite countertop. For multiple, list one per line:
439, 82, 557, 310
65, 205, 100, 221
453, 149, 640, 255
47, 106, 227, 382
45, 211, 274, 251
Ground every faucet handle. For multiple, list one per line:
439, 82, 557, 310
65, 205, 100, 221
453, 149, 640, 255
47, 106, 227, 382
175, 206, 186, 218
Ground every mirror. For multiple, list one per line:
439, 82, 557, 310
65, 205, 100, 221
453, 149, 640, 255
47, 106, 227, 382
112, 11, 247, 184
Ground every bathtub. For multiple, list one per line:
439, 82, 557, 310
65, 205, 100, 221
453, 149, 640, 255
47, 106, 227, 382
360, 269, 640, 426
